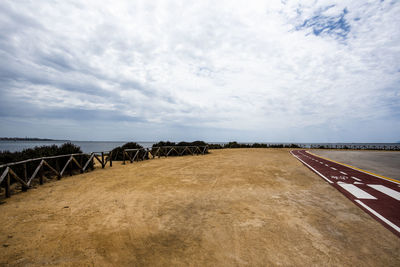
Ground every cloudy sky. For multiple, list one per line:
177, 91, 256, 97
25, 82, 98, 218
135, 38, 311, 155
0, 0, 399, 142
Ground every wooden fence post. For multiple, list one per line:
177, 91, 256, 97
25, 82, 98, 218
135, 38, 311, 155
101, 152, 105, 168
69, 160, 73, 176
109, 152, 113, 167
39, 167, 44, 185
91, 155, 94, 170
5, 172, 10, 198
23, 163, 27, 182
22, 163, 28, 191
80, 155, 83, 173
56, 159, 61, 179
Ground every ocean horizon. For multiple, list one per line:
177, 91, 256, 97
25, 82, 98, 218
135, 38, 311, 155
0, 140, 399, 153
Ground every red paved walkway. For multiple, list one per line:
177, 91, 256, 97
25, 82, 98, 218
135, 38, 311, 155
291, 150, 400, 238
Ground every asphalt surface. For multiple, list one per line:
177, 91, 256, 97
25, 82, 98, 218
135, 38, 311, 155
291, 150, 400, 238
311, 150, 400, 181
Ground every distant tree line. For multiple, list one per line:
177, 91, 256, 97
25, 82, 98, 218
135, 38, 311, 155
208, 141, 300, 149
0, 137, 63, 141
308, 144, 400, 150
152, 141, 209, 147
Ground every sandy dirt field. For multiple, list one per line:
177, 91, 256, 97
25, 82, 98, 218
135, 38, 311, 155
312, 150, 400, 181
0, 149, 399, 266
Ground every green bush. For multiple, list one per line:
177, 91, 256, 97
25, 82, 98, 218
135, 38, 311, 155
152, 141, 176, 147
177, 141, 208, 147
0, 143, 83, 165
224, 141, 240, 148
151, 141, 209, 156
0, 143, 91, 183
288, 144, 301, 148
268, 144, 284, 148
111, 142, 145, 161
223, 142, 252, 148
208, 143, 223, 149
210, 142, 301, 149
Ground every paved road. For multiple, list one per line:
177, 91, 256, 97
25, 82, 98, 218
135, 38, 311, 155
291, 150, 400, 238
312, 150, 400, 181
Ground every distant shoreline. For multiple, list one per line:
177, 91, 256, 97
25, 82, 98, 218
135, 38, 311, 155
0, 137, 69, 141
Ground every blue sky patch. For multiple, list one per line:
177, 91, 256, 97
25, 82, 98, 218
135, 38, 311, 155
297, 8, 351, 39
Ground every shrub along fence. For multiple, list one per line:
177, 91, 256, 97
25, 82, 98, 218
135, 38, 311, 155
110, 142, 144, 161
0, 151, 112, 198
122, 145, 209, 164
0, 145, 208, 199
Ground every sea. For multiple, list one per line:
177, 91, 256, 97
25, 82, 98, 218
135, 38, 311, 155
0, 140, 156, 153
0, 140, 399, 153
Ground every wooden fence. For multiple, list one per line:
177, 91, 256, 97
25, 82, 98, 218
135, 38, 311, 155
0, 151, 113, 198
0, 146, 208, 199
122, 146, 208, 164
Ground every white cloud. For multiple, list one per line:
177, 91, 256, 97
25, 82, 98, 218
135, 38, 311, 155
0, 0, 399, 141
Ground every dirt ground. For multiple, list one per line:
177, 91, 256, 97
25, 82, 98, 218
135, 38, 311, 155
0, 149, 399, 266
311, 150, 400, 181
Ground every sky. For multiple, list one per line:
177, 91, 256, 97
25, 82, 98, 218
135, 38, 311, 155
0, 0, 399, 142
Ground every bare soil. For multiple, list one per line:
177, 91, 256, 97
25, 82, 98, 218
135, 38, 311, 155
0, 149, 399, 266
